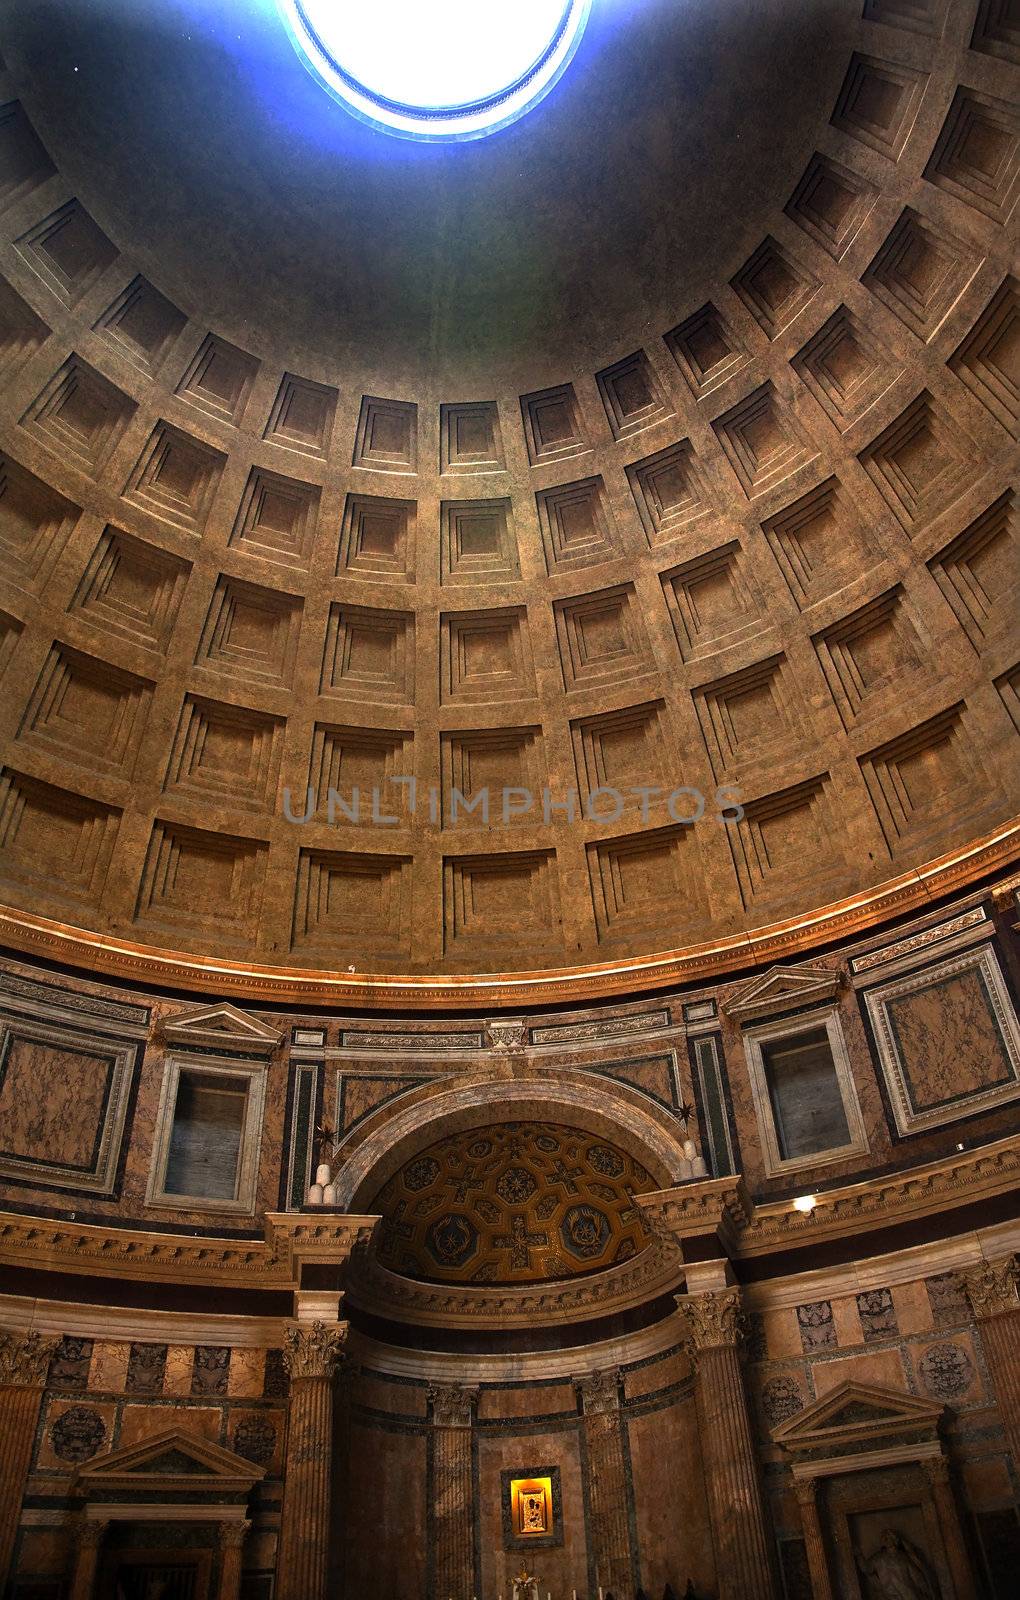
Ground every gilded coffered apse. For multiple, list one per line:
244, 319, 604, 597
369, 1121, 656, 1283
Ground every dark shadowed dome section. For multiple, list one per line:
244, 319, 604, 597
368, 1121, 657, 1283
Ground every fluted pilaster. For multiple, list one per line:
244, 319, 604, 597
217, 1519, 251, 1600
574, 1369, 631, 1596
69, 1517, 108, 1600
794, 1477, 833, 1600
676, 1288, 776, 1600
428, 1383, 477, 1600
921, 1456, 977, 1600
276, 1321, 347, 1600
0, 1329, 59, 1589
961, 1258, 1020, 1475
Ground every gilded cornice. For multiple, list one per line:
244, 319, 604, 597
0, 1140, 1015, 1300
346, 1240, 682, 1329
959, 1256, 1019, 1319
638, 1180, 753, 1255
283, 1319, 348, 1381
0, 818, 1014, 1009
0, 1327, 59, 1387
0, 1212, 379, 1289
640, 1137, 1020, 1260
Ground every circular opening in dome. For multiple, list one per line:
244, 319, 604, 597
279, 0, 591, 141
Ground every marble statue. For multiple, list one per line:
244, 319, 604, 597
861, 1528, 939, 1600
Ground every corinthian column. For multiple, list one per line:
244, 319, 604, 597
574, 1369, 631, 1596
0, 1328, 59, 1588
675, 1288, 776, 1600
961, 1257, 1020, 1474
276, 1321, 347, 1600
428, 1383, 478, 1599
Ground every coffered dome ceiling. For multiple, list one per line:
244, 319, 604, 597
369, 1122, 656, 1284
0, 0, 1015, 996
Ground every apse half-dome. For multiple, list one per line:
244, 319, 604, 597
368, 1121, 656, 1283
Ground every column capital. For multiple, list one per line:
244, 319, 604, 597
573, 1368, 622, 1415
427, 1382, 478, 1428
675, 1285, 744, 1355
960, 1257, 1018, 1320
73, 1516, 109, 1551
283, 1319, 348, 1381
793, 1475, 819, 1507
921, 1454, 951, 1487
0, 1328, 60, 1389
220, 1518, 251, 1549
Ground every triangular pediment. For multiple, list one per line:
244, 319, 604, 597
723, 963, 843, 1020
161, 1001, 282, 1054
773, 1380, 943, 1454
73, 1427, 265, 1495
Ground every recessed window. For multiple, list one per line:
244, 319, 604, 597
761, 1029, 851, 1161
164, 1071, 247, 1199
147, 1055, 266, 1213
742, 1009, 868, 1177
279, 0, 591, 141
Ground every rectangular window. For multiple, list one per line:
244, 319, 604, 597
164, 1071, 247, 1199
742, 1008, 868, 1177
146, 1053, 266, 1213
761, 1028, 850, 1161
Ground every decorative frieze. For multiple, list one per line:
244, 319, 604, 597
0, 1328, 59, 1387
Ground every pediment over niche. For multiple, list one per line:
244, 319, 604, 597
160, 1001, 282, 1055
723, 963, 843, 1020
72, 1427, 265, 1497
773, 1381, 943, 1456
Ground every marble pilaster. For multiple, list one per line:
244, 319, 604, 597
276, 1320, 347, 1600
675, 1288, 776, 1600
428, 1382, 478, 1600
0, 1329, 59, 1588
960, 1257, 1020, 1476
574, 1369, 631, 1597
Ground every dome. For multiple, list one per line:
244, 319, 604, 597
0, 0, 1014, 1010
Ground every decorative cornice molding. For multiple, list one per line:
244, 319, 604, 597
959, 1256, 1019, 1320
674, 1287, 743, 1355
346, 1238, 681, 1328
850, 907, 988, 975
745, 1136, 1020, 1254
264, 1213, 380, 1274
428, 1382, 479, 1427
0, 818, 1013, 1008
0, 1327, 59, 1388
638, 1180, 752, 1255
283, 1320, 348, 1381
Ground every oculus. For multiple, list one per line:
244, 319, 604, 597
279, 0, 591, 141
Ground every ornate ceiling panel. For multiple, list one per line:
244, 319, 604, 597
369, 1121, 656, 1284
